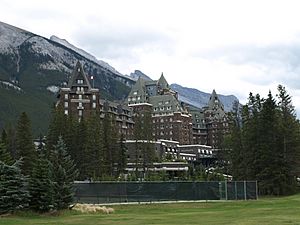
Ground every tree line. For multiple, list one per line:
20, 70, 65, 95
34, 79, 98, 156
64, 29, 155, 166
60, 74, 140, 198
0, 112, 78, 214
222, 85, 300, 195
0, 105, 157, 214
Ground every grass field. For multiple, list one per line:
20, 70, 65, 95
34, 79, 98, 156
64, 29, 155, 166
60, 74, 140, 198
1, 194, 300, 225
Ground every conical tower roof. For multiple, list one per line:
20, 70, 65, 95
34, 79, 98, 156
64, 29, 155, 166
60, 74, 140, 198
68, 61, 92, 89
127, 76, 148, 103
208, 89, 224, 110
157, 73, 169, 89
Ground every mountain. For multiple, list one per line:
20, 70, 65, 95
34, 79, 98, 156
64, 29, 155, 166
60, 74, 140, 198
129, 70, 152, 81
0, 21, 134, 135
170, 83, 239, 111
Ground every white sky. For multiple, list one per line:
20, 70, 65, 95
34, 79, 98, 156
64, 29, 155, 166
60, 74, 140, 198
2, 0, 300, 114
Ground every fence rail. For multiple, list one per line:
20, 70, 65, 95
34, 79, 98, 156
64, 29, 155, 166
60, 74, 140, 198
74, 181, 257, 204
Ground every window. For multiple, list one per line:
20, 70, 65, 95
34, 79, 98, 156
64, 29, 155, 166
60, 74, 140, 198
81, 87, 84, 92
77, 87, 80, 92
133, 91, 137, 95
165, 101, 169, 104
64, 94, 68, 100
64, 110, 68, 115
78, 95, 82, 99
64, 102, 68, 108
79, 102, 82, 107
92, 102, 96, 108
167, 106, 171, 110
137, 96, 140, 100
170, 118, 173, 122
154, 107, 158, 111
93, 94, 96, 101
78, 110, 82, 116
77, 79, 83, 84
160, 119, 164, 122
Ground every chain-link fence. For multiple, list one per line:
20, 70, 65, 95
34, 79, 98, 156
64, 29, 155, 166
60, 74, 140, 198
74, 181, 257, 204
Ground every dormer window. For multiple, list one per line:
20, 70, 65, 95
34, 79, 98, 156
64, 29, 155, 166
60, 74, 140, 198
77, 79, 84, 84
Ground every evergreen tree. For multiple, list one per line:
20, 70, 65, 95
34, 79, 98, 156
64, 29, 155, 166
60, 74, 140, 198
117, 133, 127, 175
46, 107, 67, 157
5, 125, 17, 160
1, 129, 8, 145
226, 86, 300, 195
222, 101, 242, 177
103, 112, 119, 178
0, 142, 13, 165
132, 109, 155, 179
29, 153, 54, 212
74, 118, 87, 179
16, 112, 36, 175
276, 85, 300, 194
51, 136, 78, 210
256, 92, 281, 194
0, 159, 29, 214
141, 110, 155, 175
82, 113, 103, 179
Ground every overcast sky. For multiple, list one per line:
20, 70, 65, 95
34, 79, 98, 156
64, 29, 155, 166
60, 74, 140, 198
2, 0, 300, 114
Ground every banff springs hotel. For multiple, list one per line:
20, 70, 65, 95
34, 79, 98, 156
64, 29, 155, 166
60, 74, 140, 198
57, 62, 230, 172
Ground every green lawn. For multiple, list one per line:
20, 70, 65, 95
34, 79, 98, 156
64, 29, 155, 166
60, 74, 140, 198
2, 194, 300, 225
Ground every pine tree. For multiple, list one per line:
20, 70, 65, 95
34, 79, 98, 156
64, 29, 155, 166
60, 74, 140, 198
50, 136, 78, 209
276, 85, 300, 194
29, 153, 54, 212
5, 125, 17, 160
83, 113, 103, 179
103, 112, 119, 178
16, 112, 36, 175
141, 110, 155, 175
222, 101, 242, 177
0, 141, 13, 165
256, 92, 281, 194
1, 129, 8, 145
117, 134, 127, 175
46, 107, 67, 157
74, 118, 87, 179
0, 159, 29, 214
226, 87, 300, 195
132, 109, 155, 179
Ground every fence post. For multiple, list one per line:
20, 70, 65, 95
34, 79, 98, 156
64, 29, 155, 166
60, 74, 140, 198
256, 180, 258, 200
235, 181, 237, 200
244, 180, 247, 200
225, 180, 228, 200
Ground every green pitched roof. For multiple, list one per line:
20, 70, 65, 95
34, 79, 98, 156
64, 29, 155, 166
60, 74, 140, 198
207, 89, 224, 110
157, 73, 169, 89
127, 77, 148, 103
68, 61, 92, 89
149, 94, 183, 113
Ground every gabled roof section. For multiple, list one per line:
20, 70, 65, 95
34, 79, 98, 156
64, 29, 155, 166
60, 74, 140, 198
127, 77, 148, 103
157, 73, 169, 89
67, 61, 92, 89
149, 94, 183, 112
207, 89, 224, 111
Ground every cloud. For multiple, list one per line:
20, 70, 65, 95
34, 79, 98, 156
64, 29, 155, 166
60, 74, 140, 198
191, 42, 300, 89
72, 22, 175, 62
